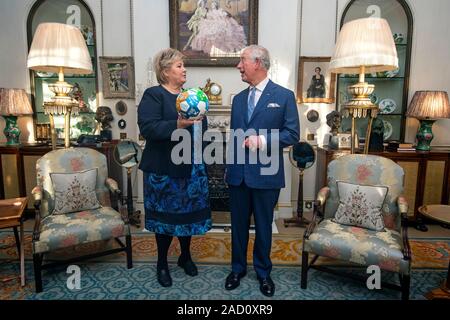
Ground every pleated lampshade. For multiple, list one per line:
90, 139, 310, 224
0, 88, 33, 116
330, 17, 398, 74
406, 91, 450, 120
27, 22, 92, 75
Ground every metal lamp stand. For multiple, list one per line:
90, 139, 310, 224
284, 169, 309, 227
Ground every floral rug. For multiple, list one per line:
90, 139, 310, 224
0, 230, 448, 300
0, 231, 448, 268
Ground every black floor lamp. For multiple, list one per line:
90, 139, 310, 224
284, 141, 316, 228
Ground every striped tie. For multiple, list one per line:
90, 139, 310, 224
247, 87, 256, 121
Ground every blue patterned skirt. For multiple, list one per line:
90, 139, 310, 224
143, 163, 212, 236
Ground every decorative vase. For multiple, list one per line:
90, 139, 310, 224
3, 115, 20, 145
416, 119, 435, 151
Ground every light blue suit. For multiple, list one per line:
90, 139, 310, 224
226, 79, 300, 278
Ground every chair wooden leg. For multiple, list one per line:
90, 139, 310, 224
301, 251, 309, 289
33, 253, 43, 293
401, 274, 410, 301
126, 234, 133, 269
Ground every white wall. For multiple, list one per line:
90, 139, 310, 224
0, 0, 35, 142
1, 0, 450, 214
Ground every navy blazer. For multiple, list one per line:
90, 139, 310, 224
137, 85, 208, 178
225, 80, 300, 189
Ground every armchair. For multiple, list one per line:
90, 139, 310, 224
31, 147, 132, 292
301, 154, 411, 300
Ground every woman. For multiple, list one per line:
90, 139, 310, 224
137, 48, 211, 287
183, 0, 208, 51
307, 67, 325, 98
191, 0, 246, 55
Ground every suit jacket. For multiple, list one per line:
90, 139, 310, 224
225, 80, 300, 189
137, 85, 208, 178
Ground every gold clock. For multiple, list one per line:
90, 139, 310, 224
203, 79, 222, 105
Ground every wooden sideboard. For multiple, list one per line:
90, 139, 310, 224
316, 146, 450, 229
0, 142, 122, 212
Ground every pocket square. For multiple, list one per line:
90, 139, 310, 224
267, 103, 281, 108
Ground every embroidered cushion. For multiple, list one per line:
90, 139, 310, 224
333, 181, 388, 231
50, 168, 101, 215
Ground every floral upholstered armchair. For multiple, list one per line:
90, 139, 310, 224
31, 147, 132, 292
301, 154, 411, 300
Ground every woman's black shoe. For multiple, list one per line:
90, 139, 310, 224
157, 268, 172, 287
177, 257, 198, 276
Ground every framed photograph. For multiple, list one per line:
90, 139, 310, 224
169, 0, 258, 67
337, 133, 352, 149
297, 56, 336, 104
99, 56, 135, 99
115, 100, 128, 116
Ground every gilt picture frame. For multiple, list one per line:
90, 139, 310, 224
100, 56, 135, 99
297, 56, 336, 104
169, 0, 258, 67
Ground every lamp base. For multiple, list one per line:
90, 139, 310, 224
3, 115, 20, 145
343, 80, 379, 154
415, 119, 435, 151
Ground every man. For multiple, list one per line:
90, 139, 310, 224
225, 45, 300, 297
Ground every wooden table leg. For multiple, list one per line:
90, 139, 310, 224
13, 226, 20, 254
20, 220, 25, 286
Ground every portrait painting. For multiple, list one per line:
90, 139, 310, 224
100, 56, 135, 99
169, 0, 258, 66
297, 57, 336, 104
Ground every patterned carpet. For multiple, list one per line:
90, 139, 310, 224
0, 230, 449, 299
0, 262, 447, 300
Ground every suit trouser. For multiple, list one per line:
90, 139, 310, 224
229, 182, 280, 279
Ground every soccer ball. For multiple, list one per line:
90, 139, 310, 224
176, 88, 209, 120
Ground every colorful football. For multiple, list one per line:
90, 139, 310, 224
176, 88, 209, 120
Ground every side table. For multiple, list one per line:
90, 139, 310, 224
0, 197, 27, 286
418, 204, 450, 300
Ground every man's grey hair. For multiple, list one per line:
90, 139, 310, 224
244, 45, 271, 70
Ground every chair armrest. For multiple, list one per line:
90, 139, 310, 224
106, 178, 121, 196
32, 186, 42, 201
31, 186, 43, 241
398, 196, 411, 260
33, 199, 42, 242
304, 187, 330, 240
316, 187, 330, 209
304, 200, 323, 240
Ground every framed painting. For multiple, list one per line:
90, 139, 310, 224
169, 0, 258, 67
297, 57, 336, 104
99, 56, 135, 99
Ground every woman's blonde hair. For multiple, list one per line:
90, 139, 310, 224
153, 48, 185, 84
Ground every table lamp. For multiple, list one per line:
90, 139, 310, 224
406, 91, 450, 151
27, 22, 92, 149
329, 17, 398, 154
0, 88, 33, 145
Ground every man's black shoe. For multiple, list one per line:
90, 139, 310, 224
258, 276, 275, 297
157, 268, 172, 287
177, 257, 198, 276
224, 271, 247, 290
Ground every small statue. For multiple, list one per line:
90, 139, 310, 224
326, 111, 342, 149
202, 78, 212, 97
326, 110, 342, 136
95, 106, 114, 141
369, 117, 385, 152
